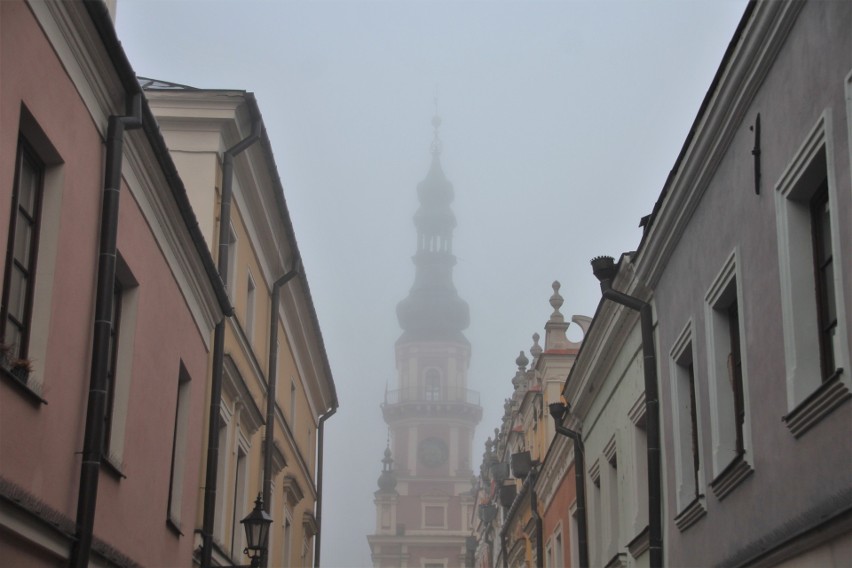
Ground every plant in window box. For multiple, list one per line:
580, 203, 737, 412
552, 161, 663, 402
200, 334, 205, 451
0, 343, 13, 367
9, 358, 33, 382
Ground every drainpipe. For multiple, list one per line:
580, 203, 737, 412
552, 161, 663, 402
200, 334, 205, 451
548, 402, 589, 568
313, 404, 337, 568
260, 260, 301, 568
200, 117, 262, 568
530, 469, 543, 568
591, 256, 661, 568
263, 260, 301, 508
70, 94, 143, 568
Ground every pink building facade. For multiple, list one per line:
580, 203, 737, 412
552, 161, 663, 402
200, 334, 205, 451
0, 1, 227, 565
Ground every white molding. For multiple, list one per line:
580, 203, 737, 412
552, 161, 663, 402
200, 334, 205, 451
774, 110, 850, 413
634, 0, 804, 289
704, 248, 753, 478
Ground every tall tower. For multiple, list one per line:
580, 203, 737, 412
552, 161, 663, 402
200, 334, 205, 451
369, 117, 482, 568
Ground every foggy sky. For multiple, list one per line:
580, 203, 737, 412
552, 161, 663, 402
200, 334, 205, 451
116, 1, 746, 565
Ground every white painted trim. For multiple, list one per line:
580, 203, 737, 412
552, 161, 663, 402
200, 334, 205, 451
703, 248, 753, 477
774, 110, 850, 410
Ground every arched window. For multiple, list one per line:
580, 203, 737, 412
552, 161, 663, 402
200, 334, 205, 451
424, 369, 441, 401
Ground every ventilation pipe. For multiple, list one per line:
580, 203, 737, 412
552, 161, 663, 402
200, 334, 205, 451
200, 117, 262, 568
591, 255, 661, 568
70, 93, 143, 568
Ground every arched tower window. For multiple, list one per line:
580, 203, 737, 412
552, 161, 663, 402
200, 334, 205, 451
424, 369, 441, 401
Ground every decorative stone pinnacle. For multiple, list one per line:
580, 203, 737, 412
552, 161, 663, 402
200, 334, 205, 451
549, 281, 565, 321
516, 350, 529, 370
530, 333, 543, 359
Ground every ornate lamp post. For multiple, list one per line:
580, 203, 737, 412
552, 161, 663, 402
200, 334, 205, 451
240, 494, 273, 568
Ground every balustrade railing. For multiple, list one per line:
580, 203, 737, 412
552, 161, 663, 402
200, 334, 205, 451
384, 387, 480, 405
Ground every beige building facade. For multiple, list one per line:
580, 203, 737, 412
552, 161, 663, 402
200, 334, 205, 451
145, 85, 337, 567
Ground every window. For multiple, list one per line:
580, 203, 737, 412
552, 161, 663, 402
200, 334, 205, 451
569, 505, 580, 568
290, 379, 297, 423
603, 440, 619, 563
669, 323, 705, 526
628, 395, 649, 537
424, 368, 441, 401
231, 445, 248, 556
705, 251, 753, 499
225, 224, 237, 292
775, 112, 849, 436
214, 415, 230, 541
589, 460, 602, 566
103, 254, 138, 468
423, 505, 446, 528
245, 272, 256, 342
167, 364, 192, 529
104, 281, 123, 454
282, 512, 292, 568
1, 137, 44, 372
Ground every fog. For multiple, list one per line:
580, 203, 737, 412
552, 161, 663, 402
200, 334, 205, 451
116, 1, 745, 565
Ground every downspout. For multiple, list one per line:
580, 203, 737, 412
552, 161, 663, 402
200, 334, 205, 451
261, 260, 301, 568
314, 404, 337, 567
552, 422, 589, 568
200, 117, 262, 568
70, 93, 143, 568
591, 256, 661, 568
530, 469, 543, 568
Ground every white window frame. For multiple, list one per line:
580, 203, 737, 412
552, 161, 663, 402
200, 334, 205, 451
245, 270, 256, 342
774, 110, 850, 435
669, 321, 706, 515
704, 249, 754, 498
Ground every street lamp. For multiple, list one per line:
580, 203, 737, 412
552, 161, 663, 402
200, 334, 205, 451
241, 494, 273, 567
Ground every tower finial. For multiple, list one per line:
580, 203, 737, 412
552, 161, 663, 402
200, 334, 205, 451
431, 112, 442, 156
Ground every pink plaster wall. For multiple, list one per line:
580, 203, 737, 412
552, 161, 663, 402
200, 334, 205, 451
1, 2, 212, 565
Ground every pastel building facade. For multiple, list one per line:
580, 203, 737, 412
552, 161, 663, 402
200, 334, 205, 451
0, 1, 227, 566
144, 85, 338, 567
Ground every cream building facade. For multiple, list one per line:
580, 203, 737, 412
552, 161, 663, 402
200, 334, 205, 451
145, 85, 337, 567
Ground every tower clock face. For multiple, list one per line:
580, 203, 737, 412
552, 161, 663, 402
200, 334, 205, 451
418, 438, 449, 468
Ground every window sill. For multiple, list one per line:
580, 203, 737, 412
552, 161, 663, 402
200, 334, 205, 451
166, 515, 183, 537
0, 367, 47, 405
604, 552, 628, 568
709, 453, 753, 501
627, 525, 649, 559
101, 454, 127, 480
782, 369, 848, 438
674, 495, 707, 532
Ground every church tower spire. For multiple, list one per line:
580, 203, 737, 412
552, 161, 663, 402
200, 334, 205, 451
396, 114, 470, 344
369, 116, 481, 568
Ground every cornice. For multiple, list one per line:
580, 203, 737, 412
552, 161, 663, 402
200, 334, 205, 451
635, 0, 804, 288
33, 0, 124, 136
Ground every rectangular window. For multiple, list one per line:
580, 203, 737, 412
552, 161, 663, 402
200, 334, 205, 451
774, 112, 849, 437
102, 254, 138, 468
231, 446, 248, 555
214, 419, 230, 541
554, 530, 564, 568
104, 281, 123, 453
670, 325, 704, 515
424, 505, 446, 527
167, 364, 192, 528
569, 505, 580, 568
282, 514, 292, 568
226, 224, 237, 293
810, 182, 837, 380
1, 138, 44, 373
245, 272, 256, 342
604, 446, 619, 562
290, 379, 297, 423
706, 251, 753, 499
